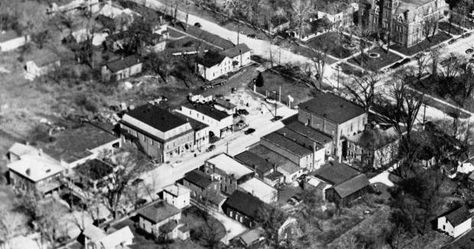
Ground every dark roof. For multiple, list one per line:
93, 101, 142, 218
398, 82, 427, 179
285, 121, 333, 145
75, 159, 114, 180
276, 127, 323, 151
184, 169, 214, 189
105, 55, 141, 73
197, 50, 226, 67
298, 92, 365, 124
39, 123, 118, 163
312, 161, 360, 185
214, 99, 236, 110
332, 174, 369, 198
222, 43, 251, 58
265, 171, 284, 181
179, 25, 234, 50
125, 104, 188, 132
249, 144, 299, 170
442, 227, 474, 249
235, 151, 274, 174
443, 206, 471, 227
183, 103, 230, 121
173, 112, 208, 131
261, 132, 313, 157
223, 190, 267, 221
137, 201, 181, 224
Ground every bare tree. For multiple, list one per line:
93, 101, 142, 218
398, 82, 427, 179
344, 72, 380, 113
440, 53, 463, 78
312, 50, 328, 89
101, 145, 153, 219
430, 48, 441, 77
292, 0, 313, 39
413, 52, 429, 80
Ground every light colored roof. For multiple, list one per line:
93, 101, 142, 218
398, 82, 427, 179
277, 162, 300, 175
83, 224, 106, 242
8, 235, 41, 249
239, 178, 277, 203
98, 226, 134, 249
206, 154, 253, 179
8, 143, 37, 157
8, 154, 64, 182
163, 184, 191, 197
239, 227, 264, 246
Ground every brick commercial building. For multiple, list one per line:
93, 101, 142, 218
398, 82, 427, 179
359, 0, 448, 47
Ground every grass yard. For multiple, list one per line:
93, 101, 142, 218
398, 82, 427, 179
348, 47, 403, 71
390, 31, 452, 56
305, 32, 357, 59
290, 44, 339, 64
438, 22, 466, 35
338, 62, 366, 78
250, 69, 314, 106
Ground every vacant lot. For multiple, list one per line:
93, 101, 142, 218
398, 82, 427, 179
306, 32, 357, 59
390, 31, 452, 56
348, 47, 403, 71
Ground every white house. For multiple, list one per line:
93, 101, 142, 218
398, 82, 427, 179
137, 201, 189, 240
83, 225, 134, 249
196, 43, 251, 81
25, 50, 61, 80
0, 31, 29, 52
437, 206, 472, 238
178, 103, 233, 138
162, 184, 191, 209
238, 177, 278, 204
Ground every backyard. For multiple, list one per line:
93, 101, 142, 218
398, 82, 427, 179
348, 47, 403, 71
390, 31, 452, 56
305, 32, 359, 59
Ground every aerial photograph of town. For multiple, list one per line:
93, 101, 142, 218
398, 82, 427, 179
1, 0, 474, 248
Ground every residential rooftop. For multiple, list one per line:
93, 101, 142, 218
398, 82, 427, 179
223, 190, 268, 222
25, 49, 60, 67
442, 205, 471, 227
38, 122, 119, 163
206, 154, 254, 179
74, 159, 114, 181
196, 50, 226, 67
298, 92, 365, 124
163, 184, 191, 197
184, 169, 214, 189
123, 104, 189, 133
261, 132, 313, 157
137, 201, 181, 224
8, 154, 64, 182
176, 24, 235, 50
104, 55, 141, 73
183, 103, 230, 121
96, 226, 134, 249
332, 174, 369, 198
222, 43, 251, 58
239, 178, 276, 203
234, 151, 274, 174
312, 161, 360, 185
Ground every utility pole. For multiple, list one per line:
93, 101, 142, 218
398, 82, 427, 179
226, 141, 229, 154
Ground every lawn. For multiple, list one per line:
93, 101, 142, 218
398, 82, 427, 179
250, 69, 314, 106
290, 44, 339, 64
389, 31, 452, 56
305, 32, 357, 59
438, 22, 465, 35
338, 62, 366, 78
348, 47, 403, 71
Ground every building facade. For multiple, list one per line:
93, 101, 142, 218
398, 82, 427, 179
359, 0, 448, 47
101, 55, 143, 82
178, 104, 233, 139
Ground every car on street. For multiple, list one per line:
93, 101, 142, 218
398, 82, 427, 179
247, 33, 256, 38
194, 22, 202, 28
244, 128, 255, 135
466, 48, 473, 54
448, 38, 457, 44
206, 144, 216, 152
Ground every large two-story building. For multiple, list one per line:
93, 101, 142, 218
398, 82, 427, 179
178, 103, 233, 139
359, 0, 448, 47
196, 44, 251, 81
298, 92, 367, 161
121, 105, 194, 162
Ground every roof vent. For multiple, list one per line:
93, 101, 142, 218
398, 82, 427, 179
46, 169, 51, 173
26, 168, 31, 176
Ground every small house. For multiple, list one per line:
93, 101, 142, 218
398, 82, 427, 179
222, 190, 268, 228
0, 31, 29, 52
196, 44, 251, 81
437, 205, 472, 238
325, 174, 370, 207
182, 169, 220, 201
162, 184, 191, 209
101, 55, 143, 82
136, 201, 189, 240
25, 50, 61, 80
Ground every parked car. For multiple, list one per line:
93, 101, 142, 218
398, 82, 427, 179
448, 38, 457, 44
466, 48, 473, 54
206, 144, 216, 152
237, 109, 249, 115
244, 128, 255, 135
247, 33, 256, 38
135, 198, 147, 208
194, 22, 202, 28
271, 115, 283, 122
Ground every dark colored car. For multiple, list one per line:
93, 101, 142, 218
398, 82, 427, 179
271, 115, 283, 122
247, 34, 256, 38
467, 48, 474, 54
206, 144, 216, 152
244, 128, 256, 135
194, 22, 202, 28
237, 109, 249, 115
93, 218, 107, 226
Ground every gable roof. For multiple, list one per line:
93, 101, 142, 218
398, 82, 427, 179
443, 206, 471, 227
26, 50, 60, 67
298, 92, 365, 124
312, 161, 360, 185
222, 43, 251, 58
137, 201, 181, 224
235, 151, 274, 174
285, 121, 333, 145
223, 190, 267, 221
124, 104, 188, 132
8, 154, 64, 182
184, 169, 214, 189
197, 50, 226, 68
332, 174, 370, 198
98, 226, 134, 249
105, 55, 141, 73
261, 132, 313, 157
173, 112, 208, 131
